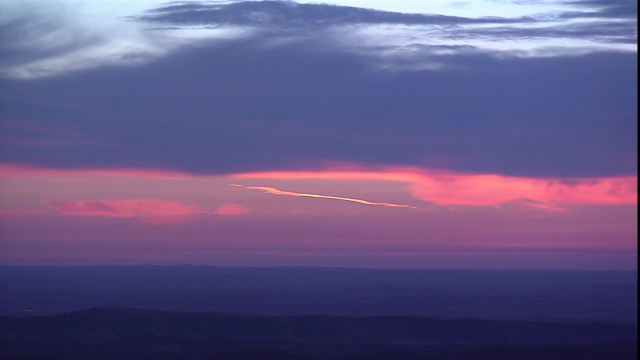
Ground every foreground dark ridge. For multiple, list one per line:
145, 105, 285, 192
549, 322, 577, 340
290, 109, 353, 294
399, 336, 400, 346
0, 307, 637, 360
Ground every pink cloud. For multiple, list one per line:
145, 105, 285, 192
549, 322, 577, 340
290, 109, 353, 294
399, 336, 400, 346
214, 203, 250, 215
45, 199, 198, 218
407, 173, 637, 207
2, 164, 636, 211
234, 167, 637, 209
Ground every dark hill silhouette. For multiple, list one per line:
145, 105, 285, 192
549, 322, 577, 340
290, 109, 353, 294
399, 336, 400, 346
0, 307, 636, 359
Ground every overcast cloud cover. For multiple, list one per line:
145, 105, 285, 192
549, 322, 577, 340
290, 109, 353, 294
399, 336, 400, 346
0, 0, 637, 177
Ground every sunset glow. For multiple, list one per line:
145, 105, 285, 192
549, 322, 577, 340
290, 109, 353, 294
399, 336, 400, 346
234, 168, 637, 208
0, 0, 636, 269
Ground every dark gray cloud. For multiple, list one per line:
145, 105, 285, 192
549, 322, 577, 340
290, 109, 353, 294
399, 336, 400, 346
443, 20, 637, 45
557, 0, 638, 19
132, 0, 637, 45
1, 29, 636, 177
136, 1, 532, 28
0, 1, 637, 178
502, 0, 637, 19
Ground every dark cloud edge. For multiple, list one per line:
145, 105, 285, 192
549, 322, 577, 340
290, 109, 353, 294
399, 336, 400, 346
134, 0, 638, 27
130, 0, 638, 46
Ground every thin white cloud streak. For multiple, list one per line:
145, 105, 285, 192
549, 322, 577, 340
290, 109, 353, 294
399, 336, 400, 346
232, 184, 416, 209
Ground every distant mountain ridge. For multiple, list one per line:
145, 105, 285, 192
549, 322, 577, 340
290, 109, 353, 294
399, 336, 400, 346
1, 266, 637, 324
0, 307, 636, 359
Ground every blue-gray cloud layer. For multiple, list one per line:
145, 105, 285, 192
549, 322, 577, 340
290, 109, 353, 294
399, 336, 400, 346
139, 0, 530, 27
136, 0, 637, 43
0, 1, 637, 177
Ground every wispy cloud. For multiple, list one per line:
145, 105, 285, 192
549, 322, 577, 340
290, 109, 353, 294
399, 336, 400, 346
137, 1, 531, 28
232, 184, 416, 209
134, 0, 637, 55
3, 0, 635, 79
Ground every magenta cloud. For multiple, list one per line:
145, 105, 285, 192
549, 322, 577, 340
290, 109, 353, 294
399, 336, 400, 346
234, 167, 637, 209
214, 203, 251, 215
45, 199, 198, 218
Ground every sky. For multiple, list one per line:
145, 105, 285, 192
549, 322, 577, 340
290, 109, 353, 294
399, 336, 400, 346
0, 0, 637, 269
